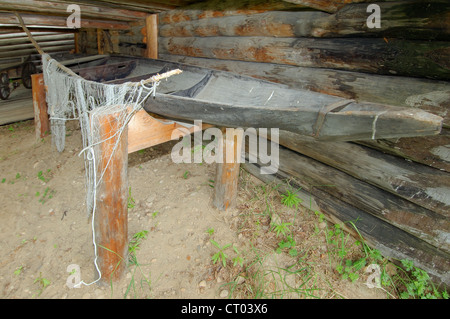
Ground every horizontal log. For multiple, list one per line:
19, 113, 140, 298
0, 45, 74, 58
159, 36, 450, 80
158, 55, 450, 125
243, 162, 450, 288
0, 39, 74, 52
245, 135, 449, 251
71, 0, 177, 12
0, 12, 130, 30
159, 9, 267, 24
263, 131, 450, 217
159, 11, 325, 37
0, 33, 73, 46
159, 2, 450, 40
0, 0, 148, 22
319, 1, 450, 40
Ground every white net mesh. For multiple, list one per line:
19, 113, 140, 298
42, 54, 176, 216
42, 54, 181, 285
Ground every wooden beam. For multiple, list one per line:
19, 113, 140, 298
61, 0, 177, 12
266, 130, 450, 217
242, 163, 450, 289
31, 73, 49, 139
159, 2, 450, 40
213, 127, 244, 211
127, 109, 212, 154
245, 134, 449, 251
145, 14, 158, 59
97, 29, 104, 55
159, 36, 450, 80
0, 0, 148, 22
92, 109, 128, 284
0, 12, 131, 30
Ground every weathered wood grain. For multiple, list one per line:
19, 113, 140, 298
358, 129, 450, 173
31, 73, 50, 139
92, 109, 128, 283
159, 2, 450, 40
263, 130, 450, 217
245, 134, 449, 251
0, 0, 148, 22
213, 127, 243, 211
0, 12, 130, 30
158, 55, 450, 125
159, 36, 450, 80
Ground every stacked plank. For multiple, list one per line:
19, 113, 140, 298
157, 0, 450, 287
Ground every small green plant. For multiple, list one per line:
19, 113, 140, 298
206, 228, 215, 236
276, 235, 298, 257
271, 221, 292, 238
124, 230, 152, 299
127, 187, 136, 209
397, 259, 447, 299
128, 230, 149, 263
33, 272, 50, 297
14, 266, 23, 276
232, 246, 244, 267
281, 189, 302, 209
38, 187, 55, 204
211, 240, 231, 267
37, 169, 51, 183
183, 171, 190, 179
1, 178, 5, 183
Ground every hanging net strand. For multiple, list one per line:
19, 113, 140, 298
42, 54, 181, 287
16, 10, 184, 286
42, 53, 182, 216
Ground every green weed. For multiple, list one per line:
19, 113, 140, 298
33, 272, 50, 297
127, 187, 136, 209
280, 189, 302, 209
38, 187, 55, 204
211, 240, 231, 267
271, 221, 292, 238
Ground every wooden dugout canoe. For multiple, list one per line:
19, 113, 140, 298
75, 55, 444, 141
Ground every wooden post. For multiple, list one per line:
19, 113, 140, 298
145, 14, 158, 59
97, 28, 104, 54
92, 110, 128, 284
213, 127, 244, 211
31, 73, 50, 139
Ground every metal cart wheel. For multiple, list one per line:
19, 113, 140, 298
21, 62, 37, 89
0, 72, 10, 100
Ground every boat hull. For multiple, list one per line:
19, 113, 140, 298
73, 55, 444, 141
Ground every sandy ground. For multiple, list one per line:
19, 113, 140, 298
0, 119, 388, 300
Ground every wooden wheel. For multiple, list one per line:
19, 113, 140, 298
21, 62, 37, 89
0, 73, 10, 100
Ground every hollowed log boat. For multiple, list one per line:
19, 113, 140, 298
67, 54, 443, 141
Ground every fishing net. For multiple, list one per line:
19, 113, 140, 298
42, 54, 181, 286
42, 54, 180, 216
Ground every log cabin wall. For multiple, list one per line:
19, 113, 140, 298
75, 0, 450, 287
156, 0, 450, 287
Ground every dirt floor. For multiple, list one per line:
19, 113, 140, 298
0, 119, 389, 299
